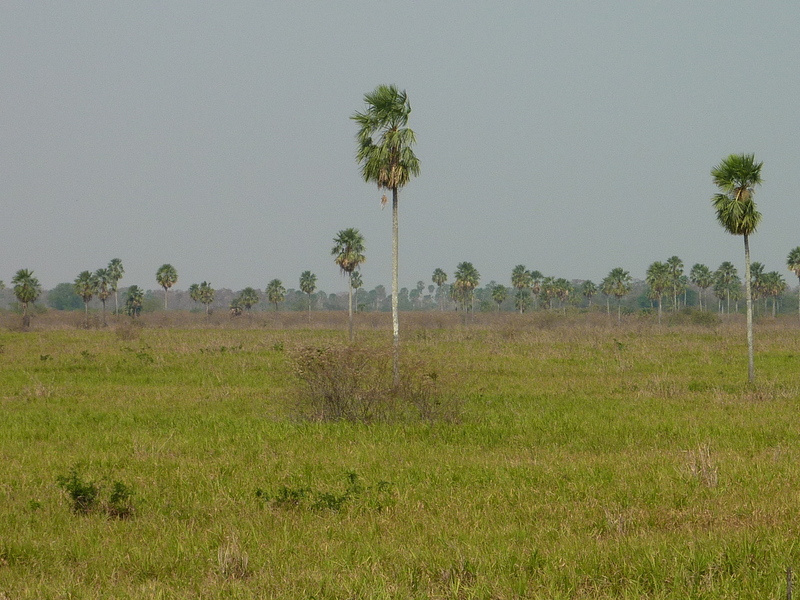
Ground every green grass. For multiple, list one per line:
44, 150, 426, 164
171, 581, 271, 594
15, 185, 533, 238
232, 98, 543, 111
0, 315, 799, 598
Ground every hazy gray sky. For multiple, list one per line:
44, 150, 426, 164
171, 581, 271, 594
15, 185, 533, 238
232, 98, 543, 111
2, 2, 798, 293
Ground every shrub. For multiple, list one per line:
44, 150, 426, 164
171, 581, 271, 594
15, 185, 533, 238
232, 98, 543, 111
290, 343, 458, 423
56, 468, 99, 514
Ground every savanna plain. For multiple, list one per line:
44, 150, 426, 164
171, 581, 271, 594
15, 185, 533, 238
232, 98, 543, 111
1, 311, 800, 599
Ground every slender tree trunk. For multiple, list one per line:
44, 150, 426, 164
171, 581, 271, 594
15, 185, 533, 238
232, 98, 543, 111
84, 301, 89, 328
797, 278, 800, 323
391, 187, 400, 386
308, 292, 312, 322
658, 297, 662, 325
101, 299, 106, 326
348, 272, 354, 342
164, 287, 168, 309
114, 290, 119, 316
744, 234, 755, 384
22, 303, 30, 329
617, 298, 622, 322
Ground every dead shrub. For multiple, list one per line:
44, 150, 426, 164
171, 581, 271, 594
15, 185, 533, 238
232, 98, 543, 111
290, 344, 459, 423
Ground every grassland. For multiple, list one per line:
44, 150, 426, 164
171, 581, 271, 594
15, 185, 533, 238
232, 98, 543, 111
1, 311, 799, 598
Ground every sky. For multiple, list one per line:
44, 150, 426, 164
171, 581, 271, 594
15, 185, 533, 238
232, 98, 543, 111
2, 2, 799, 294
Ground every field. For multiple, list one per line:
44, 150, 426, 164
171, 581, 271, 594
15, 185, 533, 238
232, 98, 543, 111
1, 311, 800, 599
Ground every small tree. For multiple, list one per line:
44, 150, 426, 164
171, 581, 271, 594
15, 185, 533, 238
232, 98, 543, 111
199, 282, 215, 315
237, 287, 260, 312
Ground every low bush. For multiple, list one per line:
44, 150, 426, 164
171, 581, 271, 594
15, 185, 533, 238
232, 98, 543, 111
289, 343, 459, 423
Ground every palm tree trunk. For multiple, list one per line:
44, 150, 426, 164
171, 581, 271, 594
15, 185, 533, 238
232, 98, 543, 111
84, 301, 89, 328
348, 272, 354, 342
114, 290, 119, 316
391, 187, 400, 386
797, 277, 800, 323
308, 292, 312, 322
744, 234, 755, 384
658, 297, 662, 325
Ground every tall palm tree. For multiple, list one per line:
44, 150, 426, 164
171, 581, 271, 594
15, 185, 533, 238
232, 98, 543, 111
432, 268, 448, 311
107, 258, 124, 315
74, 270, 99, 328
299, 271, 317, 320
511, 265, 532, 313
606, 267, 632, 322
787, 247, 800, 323
266, 279, 286, 311
665, 256, 684, 311
689, 264, 713, 311
11, 269, 41, 329
711, 153, 763, 383
125, 285, 144, 318
332, 228, 366, 341
155, 264, 178, 309
453, 262, 480, 316
353, 84, 420, 383
646, 261, 670, 324
94, 268, 112, 326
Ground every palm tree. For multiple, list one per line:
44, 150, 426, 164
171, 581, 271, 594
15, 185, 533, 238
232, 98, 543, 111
665, 256, 684, 311
107, 258, 124, 315
74, 270, 99, 328
711, 153, 763, 383
188, 283, 201, 308
198, 282, 215, 315
787, 247, 800, 323
266, 279, 286, 311
646, 261, 670, 324
453, 262, 480, 316
353, 84, 420, 383
763, 271, 786, 317
299, 271, 317, 320
511, 265, 532, 313
529, 270, 544, 310
125, 285, 144, 318
332, 228, 366, 341
155, 264, 178, 309
237, 287, 260, 312
94, 268, 112, 326
749, 262, 767, 315
432, 268, 448, 311
581, 280, 597, 307
491, 284, 508, 311
11, 269, 41, 329
554, 279, 573, 313
690, 264, 713, 311
714, 262, 738, 314
606, 267, 632, 322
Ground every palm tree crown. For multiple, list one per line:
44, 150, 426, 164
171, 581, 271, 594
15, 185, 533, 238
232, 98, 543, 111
332, 229, 366, 276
